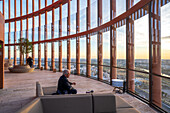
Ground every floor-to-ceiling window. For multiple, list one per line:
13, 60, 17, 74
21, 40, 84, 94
134, 14, 149, 100
117, 25, 126, 80
161, 2, 170, 111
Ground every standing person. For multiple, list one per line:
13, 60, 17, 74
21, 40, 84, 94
29, 56, 33, 67
56, 69, 77, 94
27, 56, 33, 67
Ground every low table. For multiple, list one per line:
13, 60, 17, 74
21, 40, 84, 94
112, 79, 125, 93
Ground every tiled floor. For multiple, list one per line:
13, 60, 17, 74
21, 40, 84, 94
0, 69, 157, 113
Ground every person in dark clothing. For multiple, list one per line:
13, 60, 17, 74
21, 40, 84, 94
27, 56, 33, 68
56, 70, 77, 94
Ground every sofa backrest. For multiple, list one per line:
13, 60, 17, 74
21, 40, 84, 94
41, 94, 93, 113
16, 98, 43, 113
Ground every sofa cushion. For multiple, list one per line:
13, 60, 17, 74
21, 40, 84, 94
41, 94, 93, 113
42, 86, 57, 95
16, 98, 43, 113
93, 93, 116, 113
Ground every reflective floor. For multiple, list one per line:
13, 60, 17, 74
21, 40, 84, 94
0, 69, 157, 113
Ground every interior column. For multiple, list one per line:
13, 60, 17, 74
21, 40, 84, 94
26, 0, 29, 59
110, 0, 117, 84
150, 0, 162, 107
126, 0, 135, 92
97, 0, 103, 80
86, 0, 91, 77
59, 4, 62, 72
20, 0, 23, 65
76, 0, 80, 75
44, 0, 48, 70
51, 0, 55, 70
14, 0, 17, 65
67, 0, 71, 70
32, 0, 35, 65
8, 0, 11, 60
38, 0, 41, 69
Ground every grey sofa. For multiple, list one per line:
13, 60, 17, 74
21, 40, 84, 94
29, 82, 140, 113
17, 93, 139, 113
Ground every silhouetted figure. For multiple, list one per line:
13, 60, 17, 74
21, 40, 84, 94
27, 56, 33, 68
56, 70, 77, 94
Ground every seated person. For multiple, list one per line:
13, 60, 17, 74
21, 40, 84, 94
56, 69, 77, 94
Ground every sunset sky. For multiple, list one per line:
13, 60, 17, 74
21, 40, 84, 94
1, 0, 170, 60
